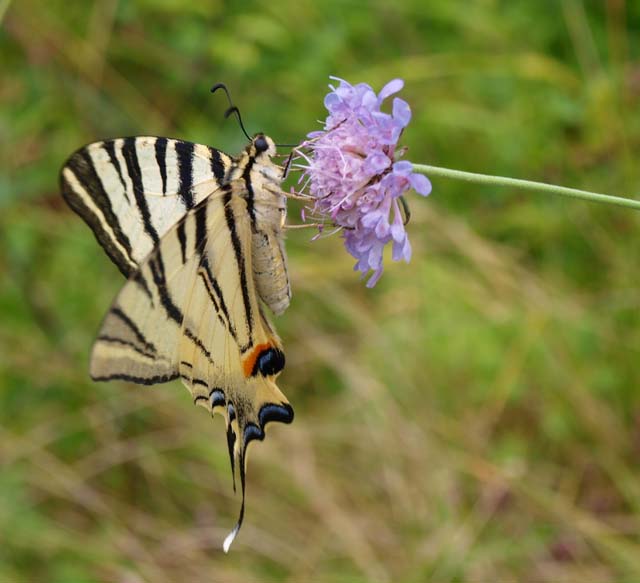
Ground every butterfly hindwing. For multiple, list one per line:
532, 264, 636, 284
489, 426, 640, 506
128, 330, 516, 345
177, 185, 293, 549
89, 187, 216, 384
89, 179, 293, 549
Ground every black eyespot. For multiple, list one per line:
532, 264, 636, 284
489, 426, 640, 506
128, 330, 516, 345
259, 403, 294, 427
209, 388, 225, 408
252, 347, 285, 377
243, 423, 264, 446
254, 135, 269, 153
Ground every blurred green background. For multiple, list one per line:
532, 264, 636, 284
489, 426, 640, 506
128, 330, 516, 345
2, 1, 640, 581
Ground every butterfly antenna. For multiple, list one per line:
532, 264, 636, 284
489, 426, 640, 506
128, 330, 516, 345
211, 83, 252, 141
224, 106, 252, 141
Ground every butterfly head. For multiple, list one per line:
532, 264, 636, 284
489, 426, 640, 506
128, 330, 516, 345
249, 133, 277, 159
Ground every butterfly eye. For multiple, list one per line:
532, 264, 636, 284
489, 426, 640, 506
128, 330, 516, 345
254, 136, 269, 153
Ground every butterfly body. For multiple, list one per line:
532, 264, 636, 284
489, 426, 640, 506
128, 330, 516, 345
60, 133, 293, 550
229, 136, 291, 316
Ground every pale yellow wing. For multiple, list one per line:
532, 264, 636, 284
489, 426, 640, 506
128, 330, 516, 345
60, 136, 232, 276
90, 180, 292, 551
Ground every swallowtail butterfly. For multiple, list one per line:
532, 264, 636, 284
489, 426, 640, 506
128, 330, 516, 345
60, 132, 293, 551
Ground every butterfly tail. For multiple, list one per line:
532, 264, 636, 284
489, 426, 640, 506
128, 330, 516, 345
222, 377, 294, 552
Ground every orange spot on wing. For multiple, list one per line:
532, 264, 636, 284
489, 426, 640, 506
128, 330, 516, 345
243, 343, 271, 378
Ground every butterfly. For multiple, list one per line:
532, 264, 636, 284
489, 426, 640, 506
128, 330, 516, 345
60, 132, 294, 551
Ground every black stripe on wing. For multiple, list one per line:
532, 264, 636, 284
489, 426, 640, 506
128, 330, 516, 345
223, 188, 254, 351
110, 307, 159, 355
102, 141, 130, 204
154, 137, 168, 195
198, 256, 238, 342
95, 335, 157, 360
177, 220, 188, 265
92, 372, 180, 385
241, 155, 257, 227
183, 327, 214, 364
209, 147, 227, 182
177, 141, 195, 210
60, 148, 136, 277
122, 137, 160, 245
148, 254, 184, 325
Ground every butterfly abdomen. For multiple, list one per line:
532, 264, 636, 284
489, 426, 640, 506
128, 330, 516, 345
241, 136, 291, 316
252, 231, 291, 316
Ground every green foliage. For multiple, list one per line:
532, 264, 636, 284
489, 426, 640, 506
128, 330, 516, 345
2, 0, 640, 580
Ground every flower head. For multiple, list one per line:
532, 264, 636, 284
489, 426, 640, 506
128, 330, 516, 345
296, 77, 431, 287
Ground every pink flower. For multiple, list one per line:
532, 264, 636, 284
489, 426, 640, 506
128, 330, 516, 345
297, 77, 431, 287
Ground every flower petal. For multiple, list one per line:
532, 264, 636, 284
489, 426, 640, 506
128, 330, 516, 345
392, 160, 413, 176
375, 217, 390, 239
361, 89, 378, 111
378, 78, 404, 102
409, 173, 432, 196
361, 211, 382, 229
392, 98, 411, 127
390, 202, 406, 242
368, 242, 383, 269
365, 151, 391, 174
365, 267, 384, 288
392, 234, 412, 263
324, 91, 342, 112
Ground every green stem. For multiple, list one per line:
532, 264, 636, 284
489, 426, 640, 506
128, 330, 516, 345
412, 164, 640, 211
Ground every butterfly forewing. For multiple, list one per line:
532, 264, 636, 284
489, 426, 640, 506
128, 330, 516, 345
61, 137, 233, 276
